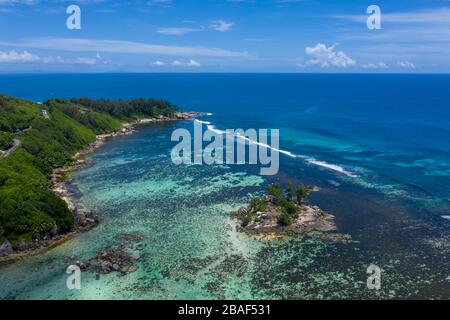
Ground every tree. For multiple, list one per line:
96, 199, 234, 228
286, 182, 295, 201
296, 184, 310, 205
267, 183, 284, 205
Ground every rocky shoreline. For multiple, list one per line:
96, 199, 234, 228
232, 184, 352, 243
74, 232, 144, 277
0, 112, 202, 266
232, 197, 339, 240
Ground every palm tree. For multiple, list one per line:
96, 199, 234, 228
296, 184, 310, 205
286, 182, 295, 201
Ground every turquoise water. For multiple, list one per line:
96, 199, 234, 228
0, 74, 449, 299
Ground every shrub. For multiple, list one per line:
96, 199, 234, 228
249, 197, 268, 212
278, 212, 293, 226
282, 200, 299, 217
241, 213, 255, 227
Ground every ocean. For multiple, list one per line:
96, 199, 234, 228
0, 73, 449, 299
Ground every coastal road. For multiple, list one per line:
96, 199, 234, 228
0, 139, 21, 158
0, 126, 33, 158
42, 109, 51, 120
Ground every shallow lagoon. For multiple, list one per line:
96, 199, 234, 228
0, 74, 449, 299
0, 120, 448, 299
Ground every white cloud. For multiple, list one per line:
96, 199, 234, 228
0, 50, 41, 63
153, 60, 165, 66
1, 37, 251, 58
362, 62, 388, 69
0, 0, 107, 5
0, 0, 38, 5
73, 57, 97, 65
210, 20, 234, 32
331, 8, 450, 44
397, 61, 415, 69
171, 59, 201, 67
187, 59, 200, 67
148, 0, 172, 7
332, 7, 450, 24
0, 50, 107, 65
157, 27, 200, 36
305, 43, 356, 68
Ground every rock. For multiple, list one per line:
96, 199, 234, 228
76, 260, 87, 270
15, 240, 33, 251
237, 207, 248, 215
247, 221, 256, 229
128, 266, 138, 273
0, 240, 13, 257
116, 232, 144, 242
50, 223, 59, 236
86, 247, 139, 275
174, 112, 184, 119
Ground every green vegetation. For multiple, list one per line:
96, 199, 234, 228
249, 197, 268, 213
241, 213, 254, 227
281, 200, 298, 217
296, 184, 311, 205
46, 98, 178, 121
0, 95, 178, 246
266, 182, 285, 205
278, 212, 293, 226
241, 196, 269, 227
0, 132, 13, 150
253, 182, 311, 227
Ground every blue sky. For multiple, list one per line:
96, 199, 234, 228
1, 0, 450, 73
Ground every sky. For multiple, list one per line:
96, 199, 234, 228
0, 0, 450, 73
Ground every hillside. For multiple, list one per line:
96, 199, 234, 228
0, 95, 179, 251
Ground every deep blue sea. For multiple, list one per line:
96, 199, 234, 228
0, 74, 449, 299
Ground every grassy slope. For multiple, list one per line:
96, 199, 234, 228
0, 95, 177, 245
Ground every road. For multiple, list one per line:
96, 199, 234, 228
42, 109, 51, 120
0, 138, 21, 158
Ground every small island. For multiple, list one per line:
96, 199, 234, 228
233, 182, 342, 240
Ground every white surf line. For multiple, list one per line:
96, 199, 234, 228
234, 131, 297, 158
206, 124, 225, 135
442, 215, 450, 221
304, 157, 359, 178
197, 120, 358, 178
193, 119, 212, 125
203, 123, 297, 159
